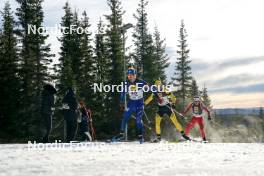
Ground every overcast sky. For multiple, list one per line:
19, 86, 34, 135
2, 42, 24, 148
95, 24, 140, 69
1, 0, 264, 108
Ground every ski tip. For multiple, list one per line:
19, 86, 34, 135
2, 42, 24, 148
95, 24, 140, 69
105, 139, 112, 143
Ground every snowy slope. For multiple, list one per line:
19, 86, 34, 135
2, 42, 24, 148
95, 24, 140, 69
0, 142, 264, 176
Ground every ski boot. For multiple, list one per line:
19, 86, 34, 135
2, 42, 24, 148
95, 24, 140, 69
111, 132, 125, 142
151, 134, 161, 143
181, 131, 190, 141
138, 135, 144, 144
202, 137, 208, 143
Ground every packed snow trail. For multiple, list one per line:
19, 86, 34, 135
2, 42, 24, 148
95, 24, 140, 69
0, 142, 264, 176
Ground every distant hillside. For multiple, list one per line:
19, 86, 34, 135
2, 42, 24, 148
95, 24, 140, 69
214, 107, 262, 115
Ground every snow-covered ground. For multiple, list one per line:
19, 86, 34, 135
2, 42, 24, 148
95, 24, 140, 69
0, 142, 264, 176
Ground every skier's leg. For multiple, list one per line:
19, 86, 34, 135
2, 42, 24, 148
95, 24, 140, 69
136, 107, 144, 143
46, 114, 52, 142
198, 118, 206, 140
153, 113, 162, 142
185, 117, 196, 136
135, 107, 144, 135
90, 124, 96, 140
120, 108, 133, 132
155, 106, 166, 141
169, 112, 190, 140
41, 113, 49, 143
112, 108, 134, 141
81, 132, 86, 141
84, 131, 92, 141
155, 114, 162, 135
67, 119, 77, 142
72, 120, 77, 141
66, 120, 71, 142
169, 113, 183, 132
68, 120, 74, 142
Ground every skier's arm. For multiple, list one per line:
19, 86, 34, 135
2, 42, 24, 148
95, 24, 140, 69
202, 103, 211, 118
144, 93, 154, 105
169, 92, 177, 104
139, 79, 162, 103
182, 103, 192, 115
87, 108, 92, 122
139, 79, 159, 97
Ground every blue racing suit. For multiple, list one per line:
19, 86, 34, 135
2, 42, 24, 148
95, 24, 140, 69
120, 79, 148, 135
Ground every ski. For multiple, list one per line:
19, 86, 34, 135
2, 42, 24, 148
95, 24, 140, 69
168, 137, 209, 143
105, 135, 125, 143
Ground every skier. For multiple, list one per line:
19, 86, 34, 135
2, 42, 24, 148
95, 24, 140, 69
41, 83, 57, 143
62, 87, 78, 142
182, 96, 211, 142
144, 79, 189, 142
115, 67, 159, 143
79, 101, 92, 141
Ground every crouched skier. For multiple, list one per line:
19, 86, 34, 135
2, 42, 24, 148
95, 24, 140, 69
114, 67, 156, 143
144, 79, 189, 142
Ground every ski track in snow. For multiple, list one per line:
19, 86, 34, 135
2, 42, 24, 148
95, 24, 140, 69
0, 142, 264, 176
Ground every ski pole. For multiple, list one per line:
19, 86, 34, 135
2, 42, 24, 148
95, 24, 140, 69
90, 122, 96, 140
209, 120, 222, 128
143, 110, 151, 124
134, 114, 157, 137
131, 114, 153, 131
164, 104, 187, 119
86, 108, 96, 140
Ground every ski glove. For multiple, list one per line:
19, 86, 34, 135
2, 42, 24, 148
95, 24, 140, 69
179, 113, 185, 119
171, 104, 176, 109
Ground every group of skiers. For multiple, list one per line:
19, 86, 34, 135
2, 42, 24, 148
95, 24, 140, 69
41, 85, 95, 143
40, 66, 211, 143
115, 66, 211, 143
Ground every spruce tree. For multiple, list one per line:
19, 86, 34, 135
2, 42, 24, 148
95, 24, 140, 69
94, 20, 109, 112
16, 0, 53, 138
201, 85, 212, 109
105, 0, 124, 84
0, 2, 20, 138
57, 2, 76, 94
95, 18, 109, 86
133, 0, 156, 82
71, 10, 83, 93
94, 18, 119, 138
54, 2, 77, 140
190, 78, 199, 98
105, 0, 125, 133
153, 26, 170, 82
78, 11, 96, 107
171, 20, 192, 106
142, 34, 156, 82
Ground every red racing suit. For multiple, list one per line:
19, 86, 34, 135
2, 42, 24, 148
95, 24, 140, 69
182, 102, 211, 139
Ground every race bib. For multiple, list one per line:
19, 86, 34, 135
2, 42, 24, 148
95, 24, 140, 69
128, 87, 143, 100
193, 106, 199, 114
